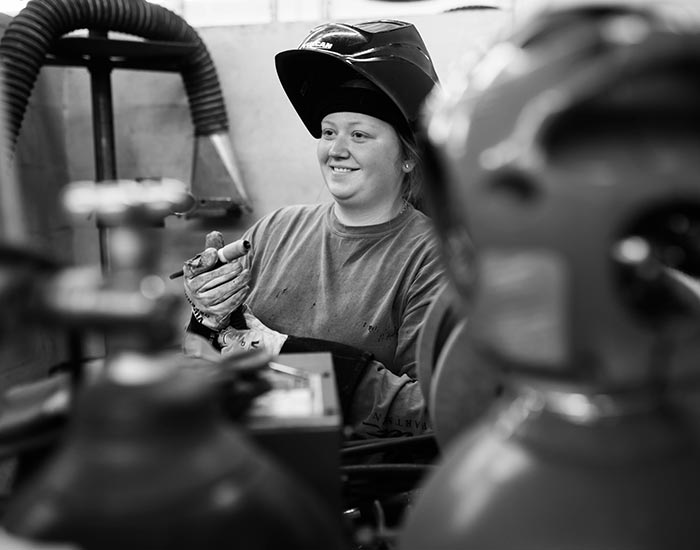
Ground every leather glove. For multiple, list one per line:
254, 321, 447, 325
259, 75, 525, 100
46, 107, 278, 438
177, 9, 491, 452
218, 306, 288, 356
183, 231, 250, 331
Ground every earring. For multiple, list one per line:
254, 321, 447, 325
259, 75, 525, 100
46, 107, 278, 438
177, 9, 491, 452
403, 162, 412, 172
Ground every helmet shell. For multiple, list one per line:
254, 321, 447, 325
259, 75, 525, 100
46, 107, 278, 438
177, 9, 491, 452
275, 20, 439, 138
421, 3, 700, 384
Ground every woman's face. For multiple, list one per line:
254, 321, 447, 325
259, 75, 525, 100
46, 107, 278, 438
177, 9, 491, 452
317, 112, 404, 210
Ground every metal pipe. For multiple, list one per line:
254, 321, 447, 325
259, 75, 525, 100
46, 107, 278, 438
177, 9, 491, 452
88, 30, 117, 275
0, 75, 27, 244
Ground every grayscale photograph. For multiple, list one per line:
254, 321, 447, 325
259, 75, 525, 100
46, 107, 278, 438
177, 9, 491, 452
1, 0, 699, 548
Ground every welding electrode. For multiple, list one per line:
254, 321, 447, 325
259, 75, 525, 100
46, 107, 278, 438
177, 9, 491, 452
168, 239, 250, 280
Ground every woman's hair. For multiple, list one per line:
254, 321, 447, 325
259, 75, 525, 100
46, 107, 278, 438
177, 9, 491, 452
398, 133, 424, 210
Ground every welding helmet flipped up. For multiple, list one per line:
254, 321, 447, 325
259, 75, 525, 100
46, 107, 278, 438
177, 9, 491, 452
420, 2, 700, 386
275, 20, 439, 141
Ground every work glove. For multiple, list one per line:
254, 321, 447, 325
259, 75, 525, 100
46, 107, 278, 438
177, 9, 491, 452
218, 306, 288, 356
183, 231, 250, 330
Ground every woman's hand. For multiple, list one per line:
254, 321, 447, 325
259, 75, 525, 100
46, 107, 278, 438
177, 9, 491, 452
219, 306, 288, 356
183, 246, 251, 330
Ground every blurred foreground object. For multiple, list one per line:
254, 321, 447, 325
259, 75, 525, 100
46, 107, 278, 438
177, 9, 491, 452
1, 179, 345, 549
402, 2, 700, 549
3, 354, 344, 550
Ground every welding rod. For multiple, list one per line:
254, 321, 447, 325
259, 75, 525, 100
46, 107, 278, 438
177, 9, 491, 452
169, 239, 250, 279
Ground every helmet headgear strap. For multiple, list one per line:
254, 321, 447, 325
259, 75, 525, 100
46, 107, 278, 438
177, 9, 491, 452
313, 79, 411, 140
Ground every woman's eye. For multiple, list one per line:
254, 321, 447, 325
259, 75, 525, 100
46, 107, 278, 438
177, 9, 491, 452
352, 131, 368, 140
321, 128, 335, 138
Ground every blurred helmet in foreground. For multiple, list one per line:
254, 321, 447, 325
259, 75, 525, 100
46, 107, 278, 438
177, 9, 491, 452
400, 5, 700, 550
420, 0, 700, 386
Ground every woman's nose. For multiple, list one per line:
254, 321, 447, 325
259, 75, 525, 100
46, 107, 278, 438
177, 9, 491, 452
328, 135, 350, 158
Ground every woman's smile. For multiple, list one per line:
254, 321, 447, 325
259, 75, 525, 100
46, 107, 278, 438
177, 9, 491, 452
329, 165, 358, 175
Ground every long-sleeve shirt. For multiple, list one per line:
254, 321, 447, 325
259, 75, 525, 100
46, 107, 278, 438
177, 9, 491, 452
240, 203, 447, 437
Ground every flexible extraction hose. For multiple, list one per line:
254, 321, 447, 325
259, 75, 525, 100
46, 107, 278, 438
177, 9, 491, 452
0, 0, 229, 153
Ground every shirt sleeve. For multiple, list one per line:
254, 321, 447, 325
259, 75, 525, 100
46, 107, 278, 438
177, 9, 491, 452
394, 250, 448, 377
347, 251, 448, 438
348, 359, 431, 437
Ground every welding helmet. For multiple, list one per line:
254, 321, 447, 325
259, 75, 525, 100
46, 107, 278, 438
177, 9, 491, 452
420, 2, 700, 385
275, 20, 439, 141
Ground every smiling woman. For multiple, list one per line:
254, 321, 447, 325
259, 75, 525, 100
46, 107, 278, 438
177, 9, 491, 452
180, 19, 448, 439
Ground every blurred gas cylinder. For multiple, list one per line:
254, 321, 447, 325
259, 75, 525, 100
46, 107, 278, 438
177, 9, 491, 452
1, 179, 347, 550
401, 2, 700, 549
3, 352, 345, 550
